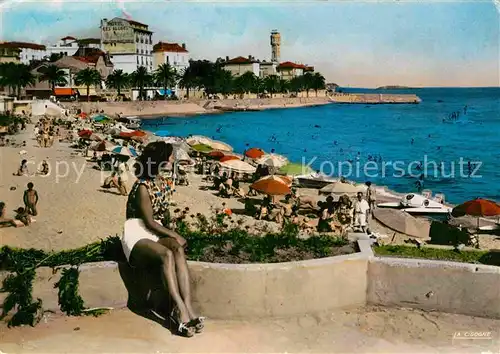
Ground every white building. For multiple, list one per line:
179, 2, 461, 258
152, 42, 189, 73
46, 36, 80, 57
221, 56, 260, 77
100, 17, 154, 73
1, 42, 47, 64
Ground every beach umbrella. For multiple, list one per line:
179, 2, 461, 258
191, 144, 213, 153
173, 147, 193, 163
278, 163, 314, 176
373, 208, 431, 239
111, 146, 138, 157
93, 114, 110, 122
220, 159, 256, 174
186, 135, 213, 146
452, 198, 500, 228
256, 153, 289, 168
245, 147, 265, 159
220, 155, 241, 163
91, 140, 116, 152
320, 182, 365, 195
78, 129, 93, 138
205, 140, 233, 152
208, 150, 226, 159
251, 175, 292, 196
78, 112, 88, 119
257, 174, 293, 187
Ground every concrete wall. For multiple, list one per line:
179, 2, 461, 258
2, 245, 500, 320
367, 257, 500, 319
0, 251, 369, 320
190, 254, 368, 319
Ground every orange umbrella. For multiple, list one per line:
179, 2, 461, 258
78, 129, 92, 138
250, 175, 292, 196
208, 150, 226, 159
245, 148, 265, 159
452, 198, 500, 228
79, 112, 88, 119
452, 198, 500, 217
220, 155, 240, 163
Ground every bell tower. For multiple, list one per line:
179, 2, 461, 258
270, 30, 281, 63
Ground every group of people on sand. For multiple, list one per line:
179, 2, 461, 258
102, 160, 130, 196
13, 158, 50, 177
34, 118, 59, 148
0, 182, 39, 228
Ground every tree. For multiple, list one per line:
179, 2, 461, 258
179, 67, 197, 99
74, 68, 102, 102
312, 72, 326, 96
289, 76, 303, 95
302, 72, 315, 97
131, 66, 152, 101
14, 64, 36, 99
155, 63, 177, 100
47, 53, 64, 62
263, 75, 280, 97
233, 72, 257, 96
279, 79, 289, 94
213, 69, 233, 97
106, 69, 130, 96
39, 65, 67, 92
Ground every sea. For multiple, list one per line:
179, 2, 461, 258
141, 87, 500, 204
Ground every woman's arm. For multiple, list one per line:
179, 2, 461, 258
136, 185, 186, 245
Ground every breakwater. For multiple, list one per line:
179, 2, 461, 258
330, 92, 421, 104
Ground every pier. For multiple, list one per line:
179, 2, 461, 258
330, 92, 421, 104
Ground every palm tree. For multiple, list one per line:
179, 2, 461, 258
74, 68, 102, 102
312, 72, 326, 97
279, 79, 289, 94
179, 67, 197, 99
289, 76, 303, 95
233, 72, 257, 97
106, 69, 130, 96
0, 63, 16, 96
263, 75, 280, 98
302, 72, 315, 98
155, 63, 177, 100
14, 64, 36, 99
39, 65, 67, 92
131, 66, 152, 101
213, 69, 233, 97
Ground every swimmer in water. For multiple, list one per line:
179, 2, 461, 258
411, 138, 414, 145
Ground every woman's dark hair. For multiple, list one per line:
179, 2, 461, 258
21, 159, 27, 165
134, 142, 173, 179
0, 202, 5, 214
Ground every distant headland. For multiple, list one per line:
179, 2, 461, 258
376, 85, 414, 90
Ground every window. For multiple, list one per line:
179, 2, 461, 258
137, 57, 139, 64
136, 36, 139, 43
166, 56, 169, 64
136, 49, 139, 54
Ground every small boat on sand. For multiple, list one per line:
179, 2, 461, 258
378, 193, 452, 215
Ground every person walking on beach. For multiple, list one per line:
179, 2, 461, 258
365, 181, 376, 216
353, 192, 370, 233
122, 142, 203, 337
23, 182, 39, 216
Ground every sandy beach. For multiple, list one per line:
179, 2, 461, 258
1, 118, 499, 252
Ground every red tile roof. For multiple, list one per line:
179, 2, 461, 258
74, 50, 107, 65
61, 36, 77, 41
224, 56, 256, 64
278, 61, 306, 70
1, 41, 46, 50
153, 42, 188, 53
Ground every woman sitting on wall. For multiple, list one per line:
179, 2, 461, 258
122, 141, 204, 337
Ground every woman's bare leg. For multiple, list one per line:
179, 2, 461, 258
158, 238, 197, 319
130, 239, 191, 323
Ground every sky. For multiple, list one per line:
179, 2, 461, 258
0, 0, 498, 87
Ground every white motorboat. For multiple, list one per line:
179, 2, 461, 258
378, 193, 452, 215
295, 173, 339, 189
